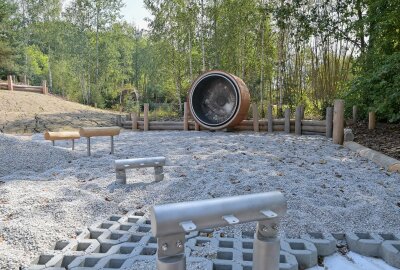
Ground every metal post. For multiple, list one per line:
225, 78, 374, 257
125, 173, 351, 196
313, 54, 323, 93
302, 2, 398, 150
87, 137, 91, 156
110, 136, 114, 154
116, 169, 127, 184
151, 192, 287, 270
72, 139, 75, 151
154, 166, 164, 182
253, 221, 281, 270
52, 140, 55, 146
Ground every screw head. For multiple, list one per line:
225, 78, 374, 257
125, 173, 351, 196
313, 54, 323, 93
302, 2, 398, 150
176, 240, 183, 248
161, 243, 168, 251
262, 225, 269, 232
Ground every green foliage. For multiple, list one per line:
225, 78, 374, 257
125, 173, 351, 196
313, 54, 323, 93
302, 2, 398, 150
346, 53, 400, 122
343, 0, 400, 122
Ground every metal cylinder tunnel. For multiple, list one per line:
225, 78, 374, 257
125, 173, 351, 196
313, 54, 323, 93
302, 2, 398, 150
188, 70, 250, 130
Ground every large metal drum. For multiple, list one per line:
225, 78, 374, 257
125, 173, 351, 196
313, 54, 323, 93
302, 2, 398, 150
188, 71, 251, 130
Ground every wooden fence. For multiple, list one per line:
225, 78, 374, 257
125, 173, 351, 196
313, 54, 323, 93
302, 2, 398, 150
0, 75, 48, 94
118, 102, 335, 138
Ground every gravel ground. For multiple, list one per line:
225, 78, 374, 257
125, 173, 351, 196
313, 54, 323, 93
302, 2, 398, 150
0, 131, 399, 269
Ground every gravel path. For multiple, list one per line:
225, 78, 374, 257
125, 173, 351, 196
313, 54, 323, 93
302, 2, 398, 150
0, 131, 399, 269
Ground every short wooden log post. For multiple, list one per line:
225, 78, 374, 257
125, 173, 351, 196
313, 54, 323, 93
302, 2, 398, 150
284, 108, 290, 133
326, 107, 333, 138
144, 103, 149, 131
7, 75, 13, 91
333, 99, 345, 145
300, 105, 305, 119
42, 80, 48, 94
131, 112, 138, 131
369, 112, 376, 130
183, 102, 189, 131
267, 104, 273, 133
252, 103, 259, 132
195, 122, 200, 131
295, 106, 302, 135
353, 106, 357, 124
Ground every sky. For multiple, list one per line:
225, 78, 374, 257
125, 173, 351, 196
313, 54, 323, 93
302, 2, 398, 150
121, 0, 151, 29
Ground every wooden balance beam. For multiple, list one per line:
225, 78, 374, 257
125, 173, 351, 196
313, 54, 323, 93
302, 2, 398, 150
115, 157, 166, 184
44, 131, 81, 150
79, 127, 121, 156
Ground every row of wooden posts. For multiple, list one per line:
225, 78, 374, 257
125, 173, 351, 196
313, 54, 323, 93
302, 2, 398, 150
0, 75, 48, 94
118, 101, 355, 143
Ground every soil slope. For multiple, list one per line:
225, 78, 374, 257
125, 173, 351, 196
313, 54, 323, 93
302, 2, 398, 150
0, 91, 118, 133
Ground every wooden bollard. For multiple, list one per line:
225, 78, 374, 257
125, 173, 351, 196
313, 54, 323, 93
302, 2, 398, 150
42, 80, 48, 94
183, 102, 189, 131
144, 103, 149, 131
333, 99, 345, 145
326, 107, 333, 138
284, 108, 290, 133
300, 105, 305, 119
353, 106, 357, 124
267, 104, 273, 132
369, 112, 376, 130
252, 103, 259, 132
131, 112, 138, 131
295, 106, 302, 135
7, 75, 13, 91
195, 122, 200, 131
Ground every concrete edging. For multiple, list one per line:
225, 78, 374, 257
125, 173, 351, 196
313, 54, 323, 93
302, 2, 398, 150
344, 141, 400, 173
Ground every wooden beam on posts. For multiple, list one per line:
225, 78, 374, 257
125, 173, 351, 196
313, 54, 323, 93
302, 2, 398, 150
267, 104, 273, 132
42, 80, 47, 94
144, 103, 149, 131
131, 112, 138, 131
295, 106, 302, 135
252, 103, 259, 132
284, 108, 290, 133
183, 102, 189, 131
7, 75, 13, 91
353, 106, 357, 124
369, 111, 376, 130
326, 107, 333, 138
333, 99, 345, 145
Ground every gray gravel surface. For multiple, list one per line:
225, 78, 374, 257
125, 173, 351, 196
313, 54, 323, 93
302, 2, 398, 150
0, 131, 399, 269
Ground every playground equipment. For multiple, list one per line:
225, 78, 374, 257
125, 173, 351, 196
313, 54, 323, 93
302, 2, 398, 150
79, 127, 120, 156
44, 131, 80, 150
151, 191, 287, 270
115, 157, 166, 183
188, 70, 250, 130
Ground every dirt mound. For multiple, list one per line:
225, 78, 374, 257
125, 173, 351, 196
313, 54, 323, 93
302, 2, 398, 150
350, 121, 400, 160
0, 91, 118, 133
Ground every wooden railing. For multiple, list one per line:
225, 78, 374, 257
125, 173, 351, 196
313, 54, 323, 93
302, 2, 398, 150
0, 75, 47, 94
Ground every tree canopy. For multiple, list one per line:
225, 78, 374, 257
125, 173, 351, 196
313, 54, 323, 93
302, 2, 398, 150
0, 0, 398, 121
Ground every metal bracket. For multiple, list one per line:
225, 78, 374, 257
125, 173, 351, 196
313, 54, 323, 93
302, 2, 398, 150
179, 221, 197, 233
222, 215, 240, 225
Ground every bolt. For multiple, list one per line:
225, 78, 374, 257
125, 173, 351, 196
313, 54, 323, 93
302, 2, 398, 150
262, 225, 270, 232
162, 243, 168, 251
176, 240, 183, 248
